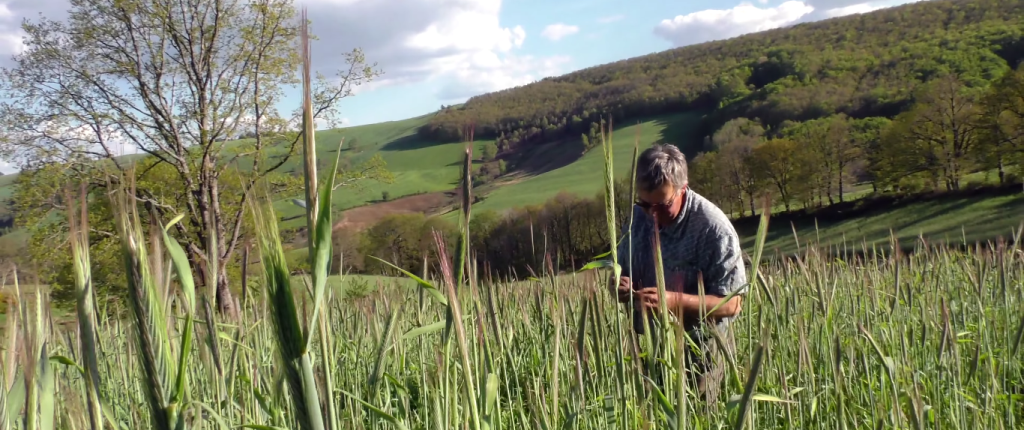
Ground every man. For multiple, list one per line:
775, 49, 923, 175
611, 143, 747, 406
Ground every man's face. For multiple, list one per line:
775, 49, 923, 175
636, 182, 684, 226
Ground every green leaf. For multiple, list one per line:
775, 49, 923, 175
38, 345, 56, 430
306, 139, 343, 354
484, 373, 499, 417
161, 220, 196, 313
367, 256, 448, 306
159, 217, 197, 409
163, 214, 186, 233
402, 315, 472, 340
337, 388, 410, 430
48, 355, 84, 377
726, 392, 797, 410
577, 260, 620, 273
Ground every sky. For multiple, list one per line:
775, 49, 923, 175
0, 0, 927, 173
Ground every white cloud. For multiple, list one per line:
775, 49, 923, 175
0, 32, 24, 57
0, 160, 17, 175
540, 23, 579, 41
437, 54, 570, 101
596, 14, 625, 24
290, 0, 551, 96
0, 0, 561, 100
822, 2, 884, 17
654, 0, 927, 47
0, 3, 26, 58
794, 0, 929, 23
654, 1, 814, 47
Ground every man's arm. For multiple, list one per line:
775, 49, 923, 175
635, 286, 742, 321
636, 224, 747, 321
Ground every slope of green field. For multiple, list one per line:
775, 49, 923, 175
266, 113, 495, 229
444, 112, 705, 221
0, 175, 17, 202
747, 192, 1024, 257
0, 105, 1020, 261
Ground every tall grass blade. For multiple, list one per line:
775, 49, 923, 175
249, 196, 324, 430
300, 8, 319, 238
65, 184, 104, 430
110, 180, 179, 430
160, 214, 197, 414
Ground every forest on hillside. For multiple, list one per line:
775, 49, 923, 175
418, 0, 1023, 158
349, 62, 1024, 280
330, 0, 1024, 279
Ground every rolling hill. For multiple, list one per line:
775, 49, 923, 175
0, 0, 1022, 261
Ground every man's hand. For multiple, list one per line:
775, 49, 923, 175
635, 287, 675, 312
634, 287, 742, 323
610, 276, 633, 303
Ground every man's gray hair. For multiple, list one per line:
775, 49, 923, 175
635, 144, 688, 192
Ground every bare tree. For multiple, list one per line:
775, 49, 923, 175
0, 0, 383, 315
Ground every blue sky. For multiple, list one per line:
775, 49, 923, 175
0, 0, 925, 173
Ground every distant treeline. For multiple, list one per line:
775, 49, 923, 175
340, 181, 1023, 281
334, 180, 634, 280
345, 61, 1024, 279
691, 66, 1023, 216
417, 0, 1023, 159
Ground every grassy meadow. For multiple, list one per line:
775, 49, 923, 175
3, 1, 1024, 428
450, 112, 706, 220
2, 18, 1024, 430
740, 191, 1024, 257
8, 232, 1024, 430
0, 107, 1018, 257
2, 72, 1023, 430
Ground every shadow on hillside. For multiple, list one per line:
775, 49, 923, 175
733, 184, 1024, 254
380, 134, 445, 152
326, 145, 360, 153
445, 159, 485, 167
509, 138, 586, 177
655, 111, 710, 159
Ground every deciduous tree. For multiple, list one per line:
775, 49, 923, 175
750, 138, 807, 211
885, 74, 983, 191
713, 119, 764, 216
0, 0, 383, 315
978, 67, 1024, 183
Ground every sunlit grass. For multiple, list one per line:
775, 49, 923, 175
0, 18, 1021, 430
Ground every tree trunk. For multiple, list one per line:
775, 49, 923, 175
209, 175, 238, 317
187, 247, 238, 319
215, 275, 238, 320
838, 174, 845, 202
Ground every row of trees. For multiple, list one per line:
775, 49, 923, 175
346, 65, 1024, 279
691, 69, 1023, 216
0, 0, 389, 313
340, 189, 632, 279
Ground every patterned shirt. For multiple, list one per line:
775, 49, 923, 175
614, 189, 748, 335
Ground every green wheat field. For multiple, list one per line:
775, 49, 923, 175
3, 22, 1024, 430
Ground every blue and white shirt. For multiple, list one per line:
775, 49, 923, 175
614, 189, 748, 335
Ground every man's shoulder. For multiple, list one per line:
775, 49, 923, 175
687, 190, 739, 238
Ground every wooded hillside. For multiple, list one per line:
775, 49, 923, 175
418, 0, 1023, 156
